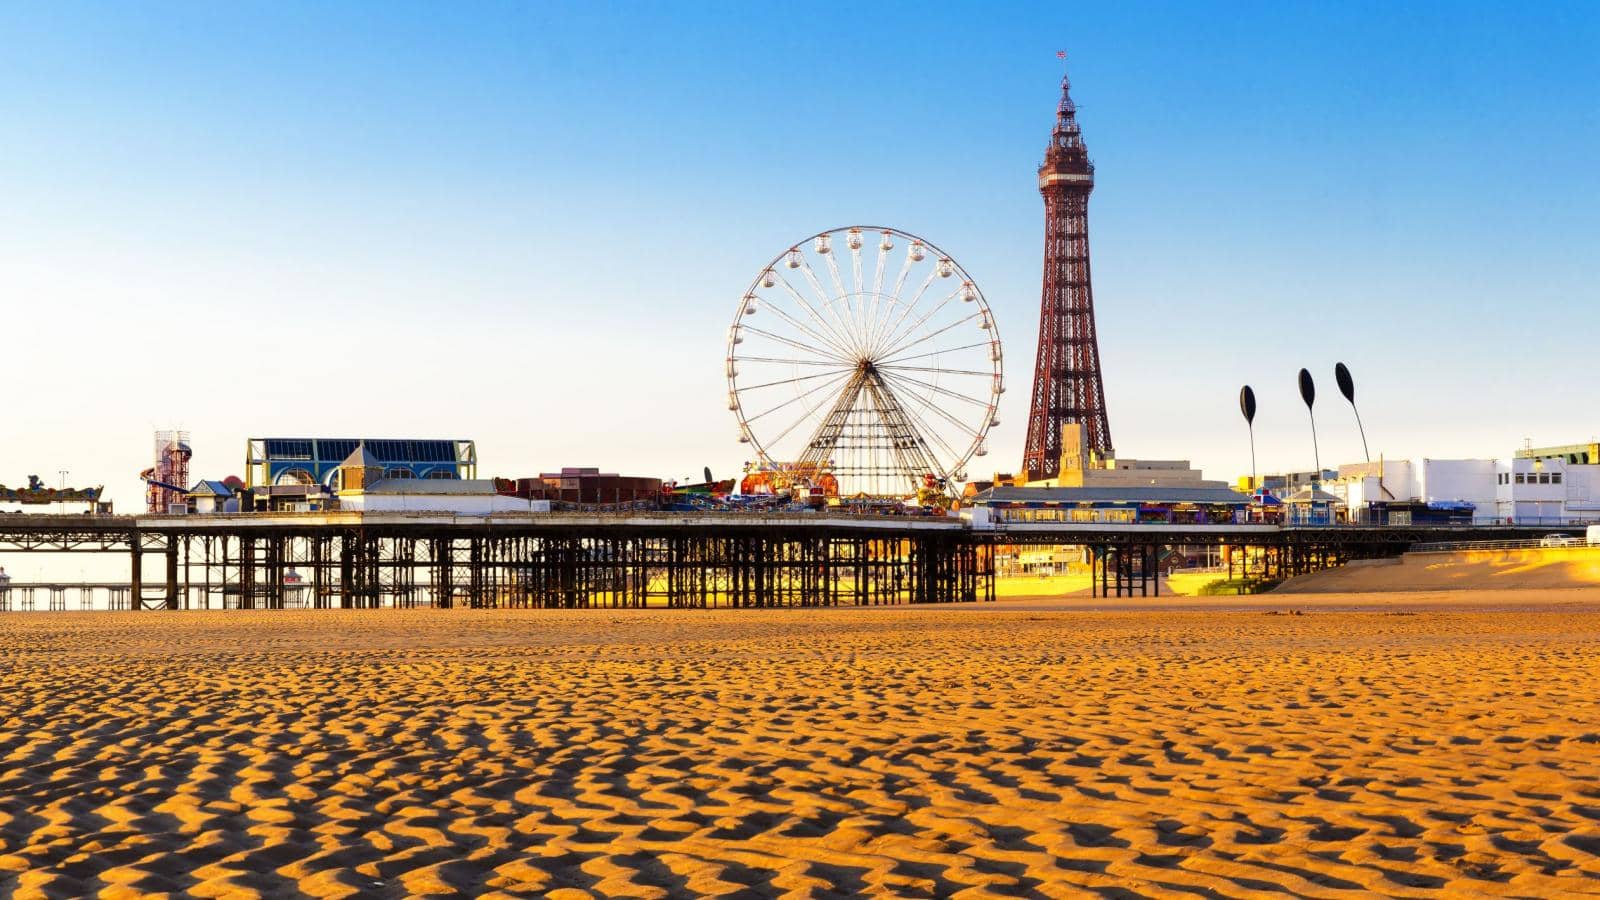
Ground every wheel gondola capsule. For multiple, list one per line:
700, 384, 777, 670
761, 269, 777, 288
937, 257, 954, 278
909, 241, 925, 262
785, 249, 802, 269
879, 230, 894, 252
846, 228, 863, 250
814, 234, 831, 254
961, 280, 977, 302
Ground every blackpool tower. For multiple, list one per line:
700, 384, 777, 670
1021, 61, 1112, 482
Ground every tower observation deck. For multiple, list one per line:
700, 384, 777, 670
1021, 60, 1113, 482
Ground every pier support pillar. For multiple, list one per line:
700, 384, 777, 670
130, 533, 143, 611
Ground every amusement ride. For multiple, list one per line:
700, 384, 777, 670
726, 226, 1003, 505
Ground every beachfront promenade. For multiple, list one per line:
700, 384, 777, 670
0, 513, 1579, 610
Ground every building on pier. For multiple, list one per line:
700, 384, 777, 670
1317, 451, 1600, 525
962, 484, 1254, 528
1024, 424, 1234, 492
338, 478, 533, 514
1517, 441, 1600, 466
501, 468, 664, 506
186, 480, 239, 514
333, 444, 530, 513
245, 437, 477, 488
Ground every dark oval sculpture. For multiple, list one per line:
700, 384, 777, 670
1298, 368, 1315, 408
1335, 362, 1355, 404
1239, 385, 1256, 424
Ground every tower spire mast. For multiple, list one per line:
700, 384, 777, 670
1021, 52, 1113, 482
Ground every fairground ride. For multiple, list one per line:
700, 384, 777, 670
726, 226, 1003, 499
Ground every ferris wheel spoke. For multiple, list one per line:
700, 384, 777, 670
880, 368, 990, 425
800, 257, 860, 356
872, 373, 968, 464
879, 364, 995, 378
741, 369, 854, 424
771, 273, 860, 359
754, 290, 858, 361
828, 249, 860, 354
877, 308, 984, 363
850, 239, 864, 297
736, 365, 855, 393
868, 374, 952, 465
872, 239, 890, 297
762, 413, 811, 454
864, 268, 937, 363
879, 371, 986, 444
881, 340, 992, 366
866, 245, 914, 355
740, 325, 851, 363
869, 284, 965, 362
888, 247, 915, 302
734, 355, 854, 369
861, 235, 898, 358
879, 368, 994, 410
762, 389, 836, 456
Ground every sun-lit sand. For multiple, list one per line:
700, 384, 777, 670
4, 593, 1600, 896
1277, 547, 1600, 594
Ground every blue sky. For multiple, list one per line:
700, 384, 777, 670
1, 1, 1596, 506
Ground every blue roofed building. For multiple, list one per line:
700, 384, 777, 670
245, 438, 478, 488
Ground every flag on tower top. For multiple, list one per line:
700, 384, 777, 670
1056, 50, 1066, 59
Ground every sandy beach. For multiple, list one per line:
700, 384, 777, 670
4, 592, 1600, 897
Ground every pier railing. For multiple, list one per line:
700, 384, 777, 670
1408, 538, 1599, 554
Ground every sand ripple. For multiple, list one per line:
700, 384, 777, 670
2, 600, 1600, 896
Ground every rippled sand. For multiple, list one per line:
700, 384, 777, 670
4, 593, 1600, 896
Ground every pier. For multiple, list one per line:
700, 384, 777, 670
0, 513, 1573, 609
0, 513, 989, 610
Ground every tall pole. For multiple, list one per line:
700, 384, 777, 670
1239, 385, 1258, 488
1298, 368, 1321, 487
1334, 362, 1369, 463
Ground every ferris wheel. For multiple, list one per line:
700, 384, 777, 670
726, 226, 1004, 498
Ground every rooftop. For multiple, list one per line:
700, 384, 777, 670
970, 486, 1254, 505
363, 479, 503, 495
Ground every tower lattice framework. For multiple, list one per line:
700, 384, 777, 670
1021, 63, 1112, 482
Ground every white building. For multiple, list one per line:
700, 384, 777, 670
1329, 455, 1599, 525
338, 479, 537, 514
333, 443, 540, 514
1494, 457, 1600, 524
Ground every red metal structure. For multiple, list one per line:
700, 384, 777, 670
1022, 60, 1113, 482
142, 430, 191, 514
